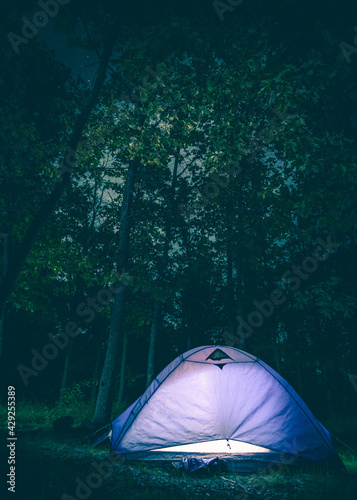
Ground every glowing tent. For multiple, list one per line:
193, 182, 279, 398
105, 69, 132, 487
108, 346, 342, 469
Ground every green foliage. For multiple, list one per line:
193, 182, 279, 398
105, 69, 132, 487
0, 382, 96, 430
0, 0, 356, 426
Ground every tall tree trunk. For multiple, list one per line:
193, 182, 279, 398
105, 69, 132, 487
187, 331, 191, 350
235, 168, 245, 349
0, 307, 6, 361
181, 230, 194, 350
146, 300, 160, 388
117, 329, 128, 406
0, 31, 116, 318
0, 233, 8, 360
223, 172, 245, 349
90, 347, 103, 404
145, 155, 179, 387
296, 352, 303, 397
273, 342, 281, 373
226, 238, 236, 340
59, 337, 74, 402
93, 160, 138, 424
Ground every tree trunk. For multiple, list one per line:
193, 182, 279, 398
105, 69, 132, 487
0, 31, 116, 318
187, 331, 191, 350
0, 309, 5, 361
146, 300, 160, 388
59, 337, 74, 402
0, 233, 8, 360
145, 155, 179, 387
296, 352, 303, 397
223, 174, 245, 349
273, 342, 281, 373
235, 168, 245, 349
93, 160, 138, 425
90, 347, 103, 404
226, 238, 236, 339
117, 329, 128, 406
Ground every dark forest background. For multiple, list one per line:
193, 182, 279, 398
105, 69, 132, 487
0, 0, 356, 432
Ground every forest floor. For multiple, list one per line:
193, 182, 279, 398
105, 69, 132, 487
1, 428, 357, 500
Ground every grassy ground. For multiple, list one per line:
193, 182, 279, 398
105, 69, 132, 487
1, 402, 356, 500
0, 428, 356, 500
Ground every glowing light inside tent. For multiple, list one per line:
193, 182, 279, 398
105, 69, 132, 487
152, 439, 272, 454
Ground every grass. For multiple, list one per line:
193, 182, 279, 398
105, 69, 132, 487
0, 386, 131, 432
1, 401, 356, 500
0, 398, 96, 430
0, 428, 356, 500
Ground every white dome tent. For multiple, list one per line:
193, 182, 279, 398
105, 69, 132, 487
97, 346, 342, 471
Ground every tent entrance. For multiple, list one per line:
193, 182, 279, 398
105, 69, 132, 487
152, 439, 273, 454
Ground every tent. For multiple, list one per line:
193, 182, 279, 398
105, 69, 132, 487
106, 345, 343, 470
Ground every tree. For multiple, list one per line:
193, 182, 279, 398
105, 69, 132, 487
0, 23, 117, 321
93, 159, 138, 424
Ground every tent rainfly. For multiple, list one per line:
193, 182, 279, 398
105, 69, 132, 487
103, 346, 343, 470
